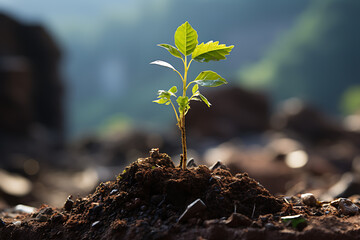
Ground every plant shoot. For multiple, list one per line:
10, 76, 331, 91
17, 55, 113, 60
151, 21, 233, 170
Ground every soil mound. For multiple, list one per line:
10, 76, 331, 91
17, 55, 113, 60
3, 149, 360, 239
0, 149, 284, 239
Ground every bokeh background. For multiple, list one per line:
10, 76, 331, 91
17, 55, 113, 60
0, 0, 359, 208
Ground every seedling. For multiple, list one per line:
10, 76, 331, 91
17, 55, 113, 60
151, 21, 233, 170
281, 215, 307, 230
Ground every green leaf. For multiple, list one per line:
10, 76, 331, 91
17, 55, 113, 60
157, 90, 171, 99
192, 84, 199, 94
174, 22, 198, 56
199, 93, 211, 107
169, 86, 178, 96
193, 71, 227, 87
177, 96, 189, 114
281, 215, 307, 230
158, 44, 182, 59
176, 96, 188, 106
150, 60, 176, 71
153, 98, 168, 104
191, 97, 201, 101
192, 41, 234, 62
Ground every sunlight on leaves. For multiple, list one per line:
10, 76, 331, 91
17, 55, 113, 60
192, 41, 233, 62
158, 44, 182, 59
174, 21, 198, 56
193, 71, 227, 87
150, 60, 176, 71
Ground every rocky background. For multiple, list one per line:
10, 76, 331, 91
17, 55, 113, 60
0, 13, 64, 168
0, 13, 67, 207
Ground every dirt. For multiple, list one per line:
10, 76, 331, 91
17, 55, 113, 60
1, 149, 360, 240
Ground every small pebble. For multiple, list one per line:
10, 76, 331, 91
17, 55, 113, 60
64, 195, 74, 211
14, 204, 36, 214
110, 189, 118, 195
301, 193, 318, 207
134, 198, 141, 205
338, 198, 359, 215
13, 221, 21, 226
92, 221, 100, 228
150, 148, 160, 158
210, 161, 228, 171
186, 158, 197, 168
178, 199, 206, 223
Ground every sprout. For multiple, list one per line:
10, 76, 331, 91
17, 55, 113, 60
151, 21, 233, 170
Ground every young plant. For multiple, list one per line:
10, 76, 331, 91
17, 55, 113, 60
151, 21, 233, 170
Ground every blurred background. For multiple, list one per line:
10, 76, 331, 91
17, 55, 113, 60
0, 0, 359, 208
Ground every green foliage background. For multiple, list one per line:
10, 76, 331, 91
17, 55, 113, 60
239, 0, 360, 115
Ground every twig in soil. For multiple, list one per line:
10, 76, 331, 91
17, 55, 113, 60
234, 200, 239, 213
251, 204, 256, 218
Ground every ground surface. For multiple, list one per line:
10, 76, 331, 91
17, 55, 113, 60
1, 149, 360, 240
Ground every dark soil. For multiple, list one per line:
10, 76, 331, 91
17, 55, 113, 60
1, 149, 360, 240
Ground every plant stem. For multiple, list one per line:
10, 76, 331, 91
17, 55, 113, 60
183, 56, 188, 97
180, 115, 187, 170
180, 56, 188, 170
170, 101, 179, 123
